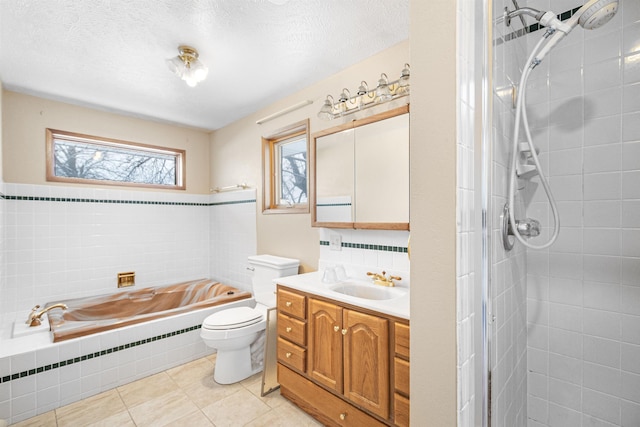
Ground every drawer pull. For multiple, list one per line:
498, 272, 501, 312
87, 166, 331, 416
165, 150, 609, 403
333, 325, 340, 332
285, 301, 292, 307
339, 413, 347, 420
341, 328, 348, 335
285, 352, 292, 358
286, 327, 292, 332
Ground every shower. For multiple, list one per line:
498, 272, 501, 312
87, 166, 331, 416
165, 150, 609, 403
502, 0, 620, 250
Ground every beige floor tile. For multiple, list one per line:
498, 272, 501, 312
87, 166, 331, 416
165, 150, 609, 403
242, 374, 288, 409
128, 388, 199, 427
180, 370, 243, 409
245, 400, 323, 427
170, 410, 215, 427
55, 389, 127, 427
85, 410, 135, 427
166, 357, 215, 388
201, 387, 271, 427
10, 411, 56, 426
117, 371, 178, 408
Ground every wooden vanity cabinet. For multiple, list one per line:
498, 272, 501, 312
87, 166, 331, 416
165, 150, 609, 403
277, 285, 409, 426
393, 321, 411, 426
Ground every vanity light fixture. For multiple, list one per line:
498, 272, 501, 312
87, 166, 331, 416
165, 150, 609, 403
166, 45, 208, 87
375, 73, 393, 101
317, 64, 410, 120
317, 95, 335, 120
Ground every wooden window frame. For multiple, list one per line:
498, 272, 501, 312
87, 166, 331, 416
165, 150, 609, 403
46, 129, 186, 190
262, 119, 310, 214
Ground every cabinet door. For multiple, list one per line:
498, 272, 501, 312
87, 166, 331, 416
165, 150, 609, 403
308, 298, 343, 393
343, 309, 390, 419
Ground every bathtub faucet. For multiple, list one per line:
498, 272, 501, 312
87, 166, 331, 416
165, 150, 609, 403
27, 303, 68, 327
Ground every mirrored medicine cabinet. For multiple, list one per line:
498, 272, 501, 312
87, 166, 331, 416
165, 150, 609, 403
310, 105, 409, 230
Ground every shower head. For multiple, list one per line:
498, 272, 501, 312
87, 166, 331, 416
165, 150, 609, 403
534, 0, 619, 62
571, 0, 619, 30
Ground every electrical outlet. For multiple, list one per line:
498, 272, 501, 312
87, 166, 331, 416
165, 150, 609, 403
329, 235, 342, 251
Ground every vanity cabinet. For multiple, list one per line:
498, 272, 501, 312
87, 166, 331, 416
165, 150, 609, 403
276, 285, 409, 426
393, 322, 411, 426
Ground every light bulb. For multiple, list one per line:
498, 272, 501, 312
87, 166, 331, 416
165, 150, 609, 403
376, 73, 393, 102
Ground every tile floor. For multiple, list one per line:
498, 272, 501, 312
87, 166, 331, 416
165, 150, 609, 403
11, 354, 322, 427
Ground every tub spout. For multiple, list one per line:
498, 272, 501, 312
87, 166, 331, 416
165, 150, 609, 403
28, 303, 68, 327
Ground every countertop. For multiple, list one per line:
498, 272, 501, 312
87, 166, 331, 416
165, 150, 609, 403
275, 271, 410, 320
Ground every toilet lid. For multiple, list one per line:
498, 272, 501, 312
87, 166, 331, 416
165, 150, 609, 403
203, 307, 263, 330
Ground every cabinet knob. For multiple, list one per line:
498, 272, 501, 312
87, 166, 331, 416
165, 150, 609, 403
285, 352, 292, 358
286, 327, 292, 332
339, 413, 347, 420
341, 329, 348, 335
285, 301, 292, 307
333, 325, 340, 332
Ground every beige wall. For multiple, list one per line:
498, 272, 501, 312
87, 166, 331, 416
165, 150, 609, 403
2, 91, 211, 194
409, 0, 458, 425
209, 40, 410, 273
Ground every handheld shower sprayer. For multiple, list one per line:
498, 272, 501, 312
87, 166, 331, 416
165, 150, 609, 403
534, 0, 619, 62
503, 0, 620, 251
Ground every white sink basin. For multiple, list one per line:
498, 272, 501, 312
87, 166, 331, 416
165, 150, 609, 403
329, 281, 407, 300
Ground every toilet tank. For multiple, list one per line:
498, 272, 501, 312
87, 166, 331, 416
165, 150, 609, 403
248, 255, 300, 307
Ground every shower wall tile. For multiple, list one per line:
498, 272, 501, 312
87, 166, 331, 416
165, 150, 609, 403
584, 201, 622, 228
623, 82, 640, 112
585, 28, 622, 65
622, 142, 640, 170
585, 57, 623, 92
623, 52, 640, 84
583, 335, 621, 369
584, 172, 622, 200
584, 115, 623, 147
623, 21, 640, 55
623, 111, 640, 141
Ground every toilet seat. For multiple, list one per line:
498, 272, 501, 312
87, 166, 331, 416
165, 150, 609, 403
203, 306, 263, 330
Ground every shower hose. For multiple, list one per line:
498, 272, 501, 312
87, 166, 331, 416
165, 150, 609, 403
507, 31, 561, 250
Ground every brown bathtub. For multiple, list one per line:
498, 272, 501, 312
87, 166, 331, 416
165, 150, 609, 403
45, 279, 252, 342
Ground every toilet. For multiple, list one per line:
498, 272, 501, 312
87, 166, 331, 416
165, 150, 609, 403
200, 254, 299, 384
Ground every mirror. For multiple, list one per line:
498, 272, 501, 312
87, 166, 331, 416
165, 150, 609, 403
311, 106, 409, 230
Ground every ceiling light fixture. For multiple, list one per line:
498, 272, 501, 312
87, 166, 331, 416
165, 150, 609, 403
166, 45, 208, 87
317, 64, 410, 120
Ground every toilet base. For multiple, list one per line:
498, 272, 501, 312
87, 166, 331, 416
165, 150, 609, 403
214, 347, 262, 384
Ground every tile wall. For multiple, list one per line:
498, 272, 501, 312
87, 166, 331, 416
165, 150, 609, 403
0, 184, 257, 332
491, 0, 531, 425
456, 0, 482, 426
318, 228, 410, 282
522, 2, 640, 426
0, 184, 258, 424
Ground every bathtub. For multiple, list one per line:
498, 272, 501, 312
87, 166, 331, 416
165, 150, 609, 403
45, 279, 251, 342
0, 279, 256, 424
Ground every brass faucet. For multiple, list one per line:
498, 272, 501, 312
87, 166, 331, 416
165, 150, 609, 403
366, 271, 401, 287
26, 303, 68, 327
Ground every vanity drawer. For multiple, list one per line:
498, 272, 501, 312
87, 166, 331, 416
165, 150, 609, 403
394, 392, 410, 427
277, 288, 306, 320
279, 363, 387, 427
277, 337, 306, 372
394, 322, 410, 359
277, 312, 306, 346
394, 357, 410, 397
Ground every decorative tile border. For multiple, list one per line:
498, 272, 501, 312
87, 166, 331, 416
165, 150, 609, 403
1, 195, 255, 207
316, 202, 351, 207
499, 6, 580, 44
0, 324, 203, 384
320, 240, 408, 253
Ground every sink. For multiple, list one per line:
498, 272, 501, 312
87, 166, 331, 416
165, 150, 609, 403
329, 281, 407, 300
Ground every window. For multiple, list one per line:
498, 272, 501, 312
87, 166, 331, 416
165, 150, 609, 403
46, 129, 185, 190
262, 119, 310, 213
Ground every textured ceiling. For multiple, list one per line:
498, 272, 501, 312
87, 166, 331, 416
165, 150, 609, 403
0, 0, 409, 130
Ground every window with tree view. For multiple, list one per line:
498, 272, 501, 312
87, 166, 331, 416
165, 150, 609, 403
262, 119, 309, 213
46, 129, 185, 190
